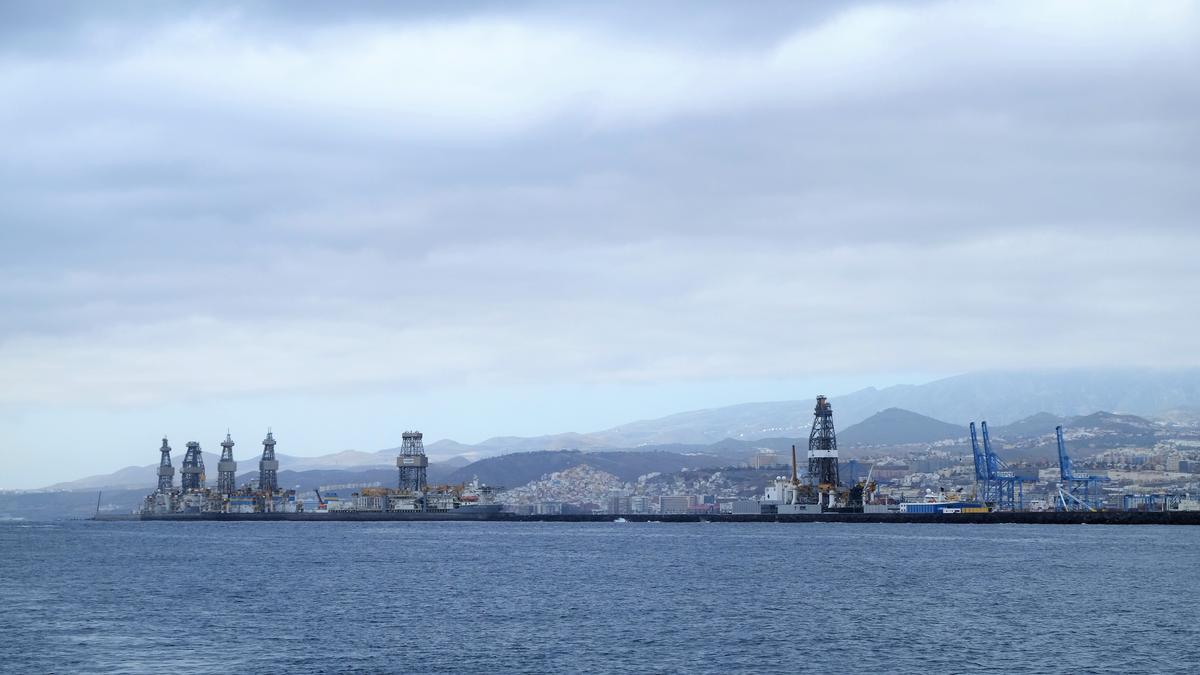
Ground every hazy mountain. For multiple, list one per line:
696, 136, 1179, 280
596, 401, 812, 445
1068, 411, 1156, 433
838, 408, 964, 446
44, 450, 439, 492
424, 439, 485, 457
0, 487, 149, 521
284, 450, 394, 471
43, 465, 165, 491
991, 413, 1067, 438
1154, 406, 1200, 427
438, 368, 1200, 454
445, 450, 728, 488
831, 369, 1200, 427
434, 455, 475, 471
43, 451, 227, 491
985, 411, 1169, 462
37, 368, 1200, 492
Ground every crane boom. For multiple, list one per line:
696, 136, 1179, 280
1056, 425, 1073, 481
981, 421, 1002, 479
969, 422, 987, 482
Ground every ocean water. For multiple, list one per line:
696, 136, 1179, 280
1, 521, 1198, 674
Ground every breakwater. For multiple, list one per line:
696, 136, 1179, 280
510, 511, 1200, 525
96, 510, 1200, 525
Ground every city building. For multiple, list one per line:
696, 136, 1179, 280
751, 450, 781, 468
658, 495, 693, 514
872, 464, 910, 481
607, 495, 631, 514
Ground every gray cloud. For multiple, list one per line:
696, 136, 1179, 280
1, 0, 1199, 410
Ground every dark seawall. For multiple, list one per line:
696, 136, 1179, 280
99, 511, 1200, 525
507, 511, 1200, 525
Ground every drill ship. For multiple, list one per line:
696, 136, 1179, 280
136, 430, 502, 521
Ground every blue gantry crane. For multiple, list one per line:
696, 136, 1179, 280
982, 421, 1025, 511
1055, 425, 1108, 511
969, 422, 989, 499
969, 421, 1027, 511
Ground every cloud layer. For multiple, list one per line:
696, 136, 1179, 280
2, 0, 1199, 412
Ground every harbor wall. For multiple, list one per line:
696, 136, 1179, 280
103, 511, 1200, 525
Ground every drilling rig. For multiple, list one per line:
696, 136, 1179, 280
180, 441, 205, 492
156, 437, 174, 493
397, 431, 429, 495
217, 432, 237, 496
807, 395, 841, 508
259, 431, 279, 493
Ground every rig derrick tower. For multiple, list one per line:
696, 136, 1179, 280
397, 431, 429, 496
259, 431, 279, 493
156, 437, 174, 492
180, 441, 205, 492
807, 395, 840, 507
217, 432, 237, 495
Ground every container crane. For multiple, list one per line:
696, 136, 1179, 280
981, 421, 1026, 511
969, 422, 989, 501
1055, 425, 1108, 511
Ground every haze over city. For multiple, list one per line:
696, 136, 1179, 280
2, 0, 1198, 487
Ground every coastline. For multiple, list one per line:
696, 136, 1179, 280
92, 510, 1200, 525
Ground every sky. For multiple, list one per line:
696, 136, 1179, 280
2, 1, 1198, 488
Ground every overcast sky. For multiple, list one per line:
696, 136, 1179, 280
2, 1, 1198, 487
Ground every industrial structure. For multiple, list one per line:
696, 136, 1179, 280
969, 422, 986, 497
967, 421, 1027, 511
764, 396, 845, 513
807, 395, 841, 507
397, 431, 428, 495
139, 428, 497, 517
984, 421, 1025, 511
156, 437, 174, 492
259, 431, 279, 493
1055, 425, 1108, 511
768, 444, 821, 513
141, 430, 297, 515
217, 432, 237, 496
180, 441, 205, 492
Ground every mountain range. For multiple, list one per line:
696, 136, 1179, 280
20, 368, 1200, 497
420, 368, 1200, 454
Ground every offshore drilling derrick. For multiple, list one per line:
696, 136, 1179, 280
397, 431, 429, 495
180, 441, 205, 492
156, 437, 174, 492
807, 395, 840, 507
217, 432, 237, 495
259, 431, 279, 493
140, 428, 301, 516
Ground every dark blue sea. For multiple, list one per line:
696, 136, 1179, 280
1, 521, 1198, 673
